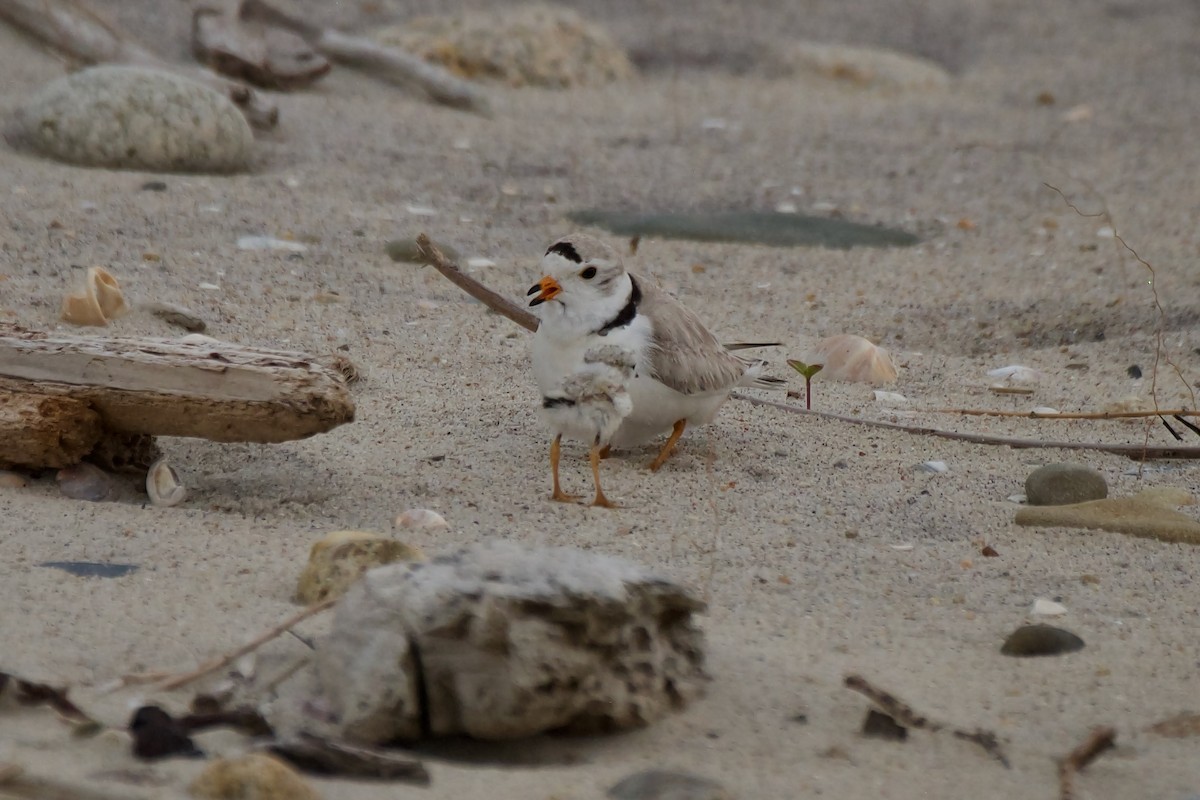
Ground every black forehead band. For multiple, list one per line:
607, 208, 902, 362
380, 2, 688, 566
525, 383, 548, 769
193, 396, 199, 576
546, 241, 582, 263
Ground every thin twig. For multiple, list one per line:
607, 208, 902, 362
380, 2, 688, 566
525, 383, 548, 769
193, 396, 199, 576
844, 674, 1009, 767
736, 392, 1200, 460
1057, 726, 1116, 800
926, 406, 1200, 420
416, 233, 539, 332
153, 597, 336, 691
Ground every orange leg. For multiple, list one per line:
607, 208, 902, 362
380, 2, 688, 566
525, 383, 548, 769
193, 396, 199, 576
647, 419, 687, 472
598, 444, 612, 459
550, 434, 577, 503
589, 442, 617, 508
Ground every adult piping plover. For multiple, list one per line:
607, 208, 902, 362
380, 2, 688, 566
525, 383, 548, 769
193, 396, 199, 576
528, 233, 783, 471
539, 344, 636, 507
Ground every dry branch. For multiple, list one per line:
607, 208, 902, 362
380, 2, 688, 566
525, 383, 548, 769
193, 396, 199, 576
929, 406, 1200, 420
417, 234, 539, 331
0, 325, 354, 454
0, 0, 279, 129
240, 0, 493, 116
152, 597, 336, 691
1057, 726, 1116, 800
844, 674, 1009, 767
737, 392, 1200, 460
191, 6, 330, 90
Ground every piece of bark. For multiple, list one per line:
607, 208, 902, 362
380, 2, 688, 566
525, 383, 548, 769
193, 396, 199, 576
0, 0, 279, 129
0, 325, 354, 445
191, 6, 330, 90
0, 391, 101, 469
240, 0, 493, 116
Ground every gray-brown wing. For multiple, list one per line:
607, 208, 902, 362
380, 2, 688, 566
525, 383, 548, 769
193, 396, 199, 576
633, 274, 750, 395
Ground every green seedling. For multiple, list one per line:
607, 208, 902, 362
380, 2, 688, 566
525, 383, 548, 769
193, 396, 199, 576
787, 360, 823, 410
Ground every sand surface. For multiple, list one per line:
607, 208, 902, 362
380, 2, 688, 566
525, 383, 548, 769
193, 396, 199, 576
2, 1, 1200, 797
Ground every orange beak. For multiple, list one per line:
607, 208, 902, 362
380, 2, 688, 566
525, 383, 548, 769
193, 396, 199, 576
527, 276, 562, 307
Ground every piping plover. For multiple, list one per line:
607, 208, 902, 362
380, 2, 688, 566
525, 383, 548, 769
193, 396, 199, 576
528, 233, 783, 470
539, 344, 636, 507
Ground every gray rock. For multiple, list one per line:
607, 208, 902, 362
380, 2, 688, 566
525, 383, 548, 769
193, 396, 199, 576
309, 540, 707, 743
1025, 463, 1108, 506
1000, 624, 1085, 657
608, 769, 732, 800
6, 66, 252, 173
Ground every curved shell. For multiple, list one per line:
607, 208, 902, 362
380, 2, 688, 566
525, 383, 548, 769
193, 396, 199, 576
61, 266, 128, 327
807, 334, 897, 385
146, 457, 186, 507
394, 508, 450, 531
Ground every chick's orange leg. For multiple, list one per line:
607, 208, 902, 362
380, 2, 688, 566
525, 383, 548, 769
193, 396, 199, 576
589, 443, 617, 508
647, 419, 686, 471
550, 434, 578, 503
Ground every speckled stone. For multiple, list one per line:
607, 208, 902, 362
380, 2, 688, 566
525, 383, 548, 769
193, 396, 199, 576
6, 66, 253, 173
1025, 463, 1108, 506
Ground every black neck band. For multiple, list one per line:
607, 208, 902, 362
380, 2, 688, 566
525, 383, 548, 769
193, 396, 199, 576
595, 277, 641, 336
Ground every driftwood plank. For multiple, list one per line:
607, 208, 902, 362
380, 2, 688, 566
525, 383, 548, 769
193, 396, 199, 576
0, 326, 354, 444
0, 391, 101, 468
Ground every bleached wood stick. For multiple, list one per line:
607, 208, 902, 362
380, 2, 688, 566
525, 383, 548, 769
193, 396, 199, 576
240, 0, 493, 116
0, 325, 354, 445
0, 0, 279, 129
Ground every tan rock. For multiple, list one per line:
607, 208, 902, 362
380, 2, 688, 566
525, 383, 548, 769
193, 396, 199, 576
189, 753, 321, 800
768, 41, 951, 91
376, 4, 635, 88
294, 530, 424, 604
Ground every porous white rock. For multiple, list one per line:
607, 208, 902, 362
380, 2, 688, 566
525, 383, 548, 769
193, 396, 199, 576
306, 540, 707, 743
6, 66, 253, 173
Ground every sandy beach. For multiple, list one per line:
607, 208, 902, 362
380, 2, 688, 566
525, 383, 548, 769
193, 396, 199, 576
2, 1, 1200, 797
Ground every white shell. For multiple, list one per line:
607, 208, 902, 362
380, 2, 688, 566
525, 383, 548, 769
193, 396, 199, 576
146, 458, 186, 507
393, 508, 449, 531
873, 390, 908, 406
806, 334, 898, 385
236, 235, 307, 252
0, 470, 29, 489
1031, 407, 1060, 416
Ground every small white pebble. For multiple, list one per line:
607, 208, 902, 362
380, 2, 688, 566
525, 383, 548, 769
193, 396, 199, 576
405, 205, 437, 216
889, 543, 915, 552
811, 201, 839, 213
1031, 598, 1068, 617
918, 460, 948, 474
987, 365, 1040, 383
283, 176, 301, 188
774, 201, 798, 214
1007, 494, 1028, 504
1096, 226, 1115, 238
237, 235, 307, 253
199, 204, 223, 213
198, 282, 220, 291
1031, 407, 1060, 416
416, 299, 439, 311
394, 508, 449, 531
467, 257, 496, 269
873, 390, 909, 406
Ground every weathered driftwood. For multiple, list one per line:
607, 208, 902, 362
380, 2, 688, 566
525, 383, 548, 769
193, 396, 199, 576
0, 0, 279, 129
240, 0, 493, 116
191, 6, 330, 91
0, 391, 101, 469
0, 327, 355, 465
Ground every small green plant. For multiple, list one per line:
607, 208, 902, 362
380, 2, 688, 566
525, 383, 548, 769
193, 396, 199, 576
787, 360, 823, 410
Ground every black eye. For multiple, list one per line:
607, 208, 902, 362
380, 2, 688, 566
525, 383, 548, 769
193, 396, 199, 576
580, 266, 597, 280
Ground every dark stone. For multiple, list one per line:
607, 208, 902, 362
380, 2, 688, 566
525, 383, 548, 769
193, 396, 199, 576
861, 709, 908, 740
39, 561, 138, 578
1000, 624, 1085, 657
566, 210, 919, 250
129, 706, 204, 760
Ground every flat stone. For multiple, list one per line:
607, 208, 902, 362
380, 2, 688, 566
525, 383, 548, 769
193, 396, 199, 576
6, 66, 253, 173
294, 530, 424, 605
607, 769, 732, 800
567, 210, 919, 249
1025, 463, 1108, 506
767, 41, 951, 91
1015, 488, 1200, 545
301, 540, 707, 743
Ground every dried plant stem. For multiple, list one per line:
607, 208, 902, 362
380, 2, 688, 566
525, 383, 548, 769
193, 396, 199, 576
1057, 726, 1116, 800
152, 597, 336, 691
929, 407, 1200, 420
736, 392, 1200, 460
416, 233, 539, 332
844, 674, 1008, 767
